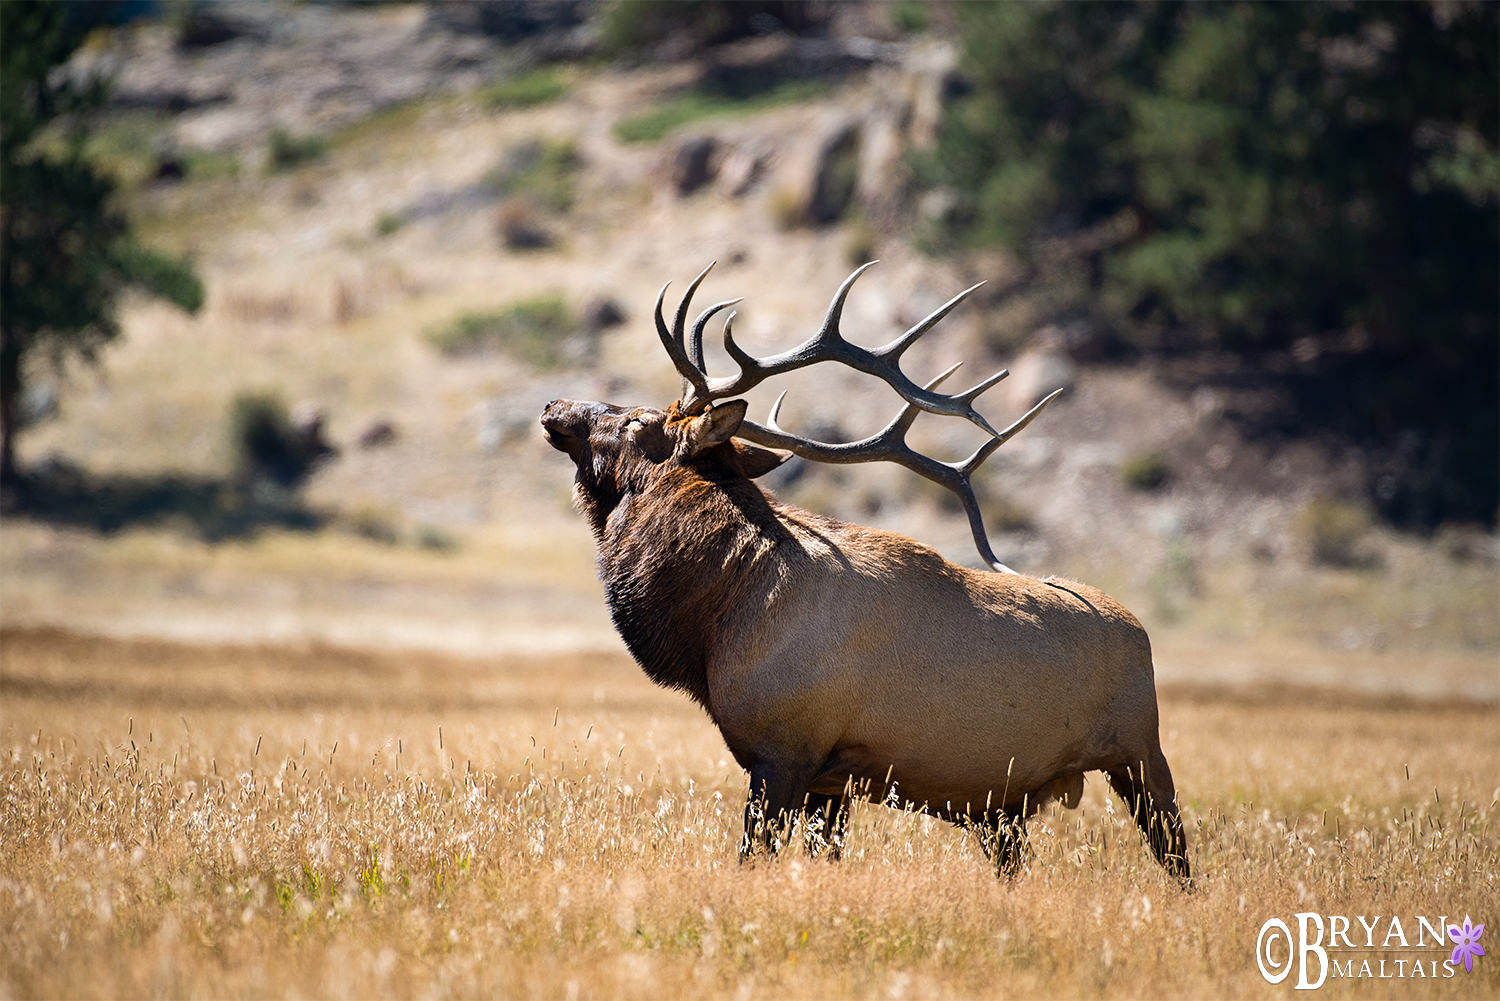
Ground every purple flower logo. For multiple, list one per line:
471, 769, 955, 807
1448, 915, 1486, 973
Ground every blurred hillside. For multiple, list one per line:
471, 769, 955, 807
2, 1, 1495, 696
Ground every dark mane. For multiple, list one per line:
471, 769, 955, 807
597, 445, 791, 711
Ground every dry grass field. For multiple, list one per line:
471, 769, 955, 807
2, 626, 1496, 999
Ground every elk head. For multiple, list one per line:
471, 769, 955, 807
544, 262, 1061, 571
540, 398, 786, 537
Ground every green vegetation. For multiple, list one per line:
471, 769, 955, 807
326, 99, 431, 153
1297, 497, 1377, 569
479, 67, 568, 110
374, 211, 405, 237
613, 79, 825, 144
1, 1, 203, 481
227, 391, 331, 488
920, 2, 1498, 527
180, 147, 240, 181
81, 109, 173, 188
888, 2, 929, 35
264, 126, 326, 173
1120, 452, 1170, 492
424, 296, 577, 369
481, 137, 580, 212
592, 0, 843, 171
345, 503, 401, 546
414, 523, 458, 553
768, 185, 804, 230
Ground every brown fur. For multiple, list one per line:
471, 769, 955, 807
542, 398, 1189, 879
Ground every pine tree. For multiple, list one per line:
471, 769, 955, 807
1, 1, 204, 482
921, 1, 1498, 525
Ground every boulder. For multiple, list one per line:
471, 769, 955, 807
667, 134, 719, 196
1001, 335, 1078, 414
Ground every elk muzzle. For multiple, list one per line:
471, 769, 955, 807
541, 399, 606, 457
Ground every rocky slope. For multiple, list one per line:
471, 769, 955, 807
8, 2, 1494, 685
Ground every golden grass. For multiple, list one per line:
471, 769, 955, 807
3, 628, 1497, 999
0, 518, 599, 593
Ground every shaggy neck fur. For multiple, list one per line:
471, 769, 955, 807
583, 442, 791, 712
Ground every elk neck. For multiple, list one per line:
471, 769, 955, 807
595, 446, 792, 712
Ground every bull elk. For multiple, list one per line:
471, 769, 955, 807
540, 263, 1190, 880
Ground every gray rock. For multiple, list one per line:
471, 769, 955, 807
668, 135, 719, 196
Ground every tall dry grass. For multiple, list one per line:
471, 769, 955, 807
2, 628, 1497, 999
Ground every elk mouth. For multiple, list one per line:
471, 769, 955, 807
541, 399, 610, 457
540, 407, 574, 452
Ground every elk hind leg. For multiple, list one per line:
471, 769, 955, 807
741, 762, 815, 861
800, 792, 849, 860
1106, 753, 1190, 881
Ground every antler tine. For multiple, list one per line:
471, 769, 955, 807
689, 298, 743, 373
736, 364, 1043, 574
991, 387, 1064, 448
813, 260, 881, 345
702, 262, 882, 400
751, 364, 958, 447
721, 311, 756, 375
955, 367, 1011, 405
654, 281, 672, 343
655, 281, 709, 402
941, 390, 1063, 573
873, 281, 987, 365
953, 479, 1016, 573
672, 262, 716, 352
668, 263, 720, 413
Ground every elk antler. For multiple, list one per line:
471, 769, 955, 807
656, 262, 1005, 433
739, 374, 1062, 574
655, 263, 1062, 574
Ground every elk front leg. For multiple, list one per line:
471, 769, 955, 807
741, 762, 813, 861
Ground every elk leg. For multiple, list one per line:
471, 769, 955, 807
972, 810, 1028, 877
1106, 754, 1191, 882
740, 763, 812, 861
801, 792, 848, 861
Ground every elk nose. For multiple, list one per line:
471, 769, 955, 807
540, 400, 578, 447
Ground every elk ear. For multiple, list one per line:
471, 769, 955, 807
733, 440, 790, 479
685, 399, 747, 454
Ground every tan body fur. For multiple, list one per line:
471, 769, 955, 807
713, 506, 1162, 814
